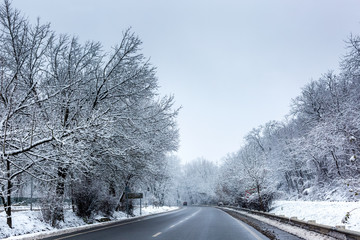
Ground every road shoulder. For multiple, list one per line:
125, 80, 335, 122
4, 207, 182, 240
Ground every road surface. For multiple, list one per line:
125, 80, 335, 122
43, 206, 269, 240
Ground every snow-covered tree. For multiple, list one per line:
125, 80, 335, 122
0, 1, 55, 228
216, 32, 360, 204
179, 158, 218, 205
0, 1, 180, 228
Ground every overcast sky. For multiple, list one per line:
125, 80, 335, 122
12, 0, 360, 164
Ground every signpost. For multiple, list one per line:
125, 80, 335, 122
127, 193, 143, 216
121, 189, 144, 217
127, 193, 143, 199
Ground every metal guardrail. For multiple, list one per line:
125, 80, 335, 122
223, 206, 360, 240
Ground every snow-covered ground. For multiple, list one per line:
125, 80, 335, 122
0, 205, 179, 239
270, 200, 360, 232
225, 207, 338, 240
3, 201, 360, 239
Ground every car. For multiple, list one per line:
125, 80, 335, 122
217, 202, 224, 206
183, 201, 188, 206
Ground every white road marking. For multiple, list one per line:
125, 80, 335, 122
215, 207, 265, 240
152, 232, 162, 237
165, 209, 201, 230
54, 219, 143, 240
53, 209, 185, 240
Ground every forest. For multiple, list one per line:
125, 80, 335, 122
180, 34, 360, 211
0, 0, 179, 229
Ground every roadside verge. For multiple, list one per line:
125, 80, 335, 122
220, 206, 360, 240
4, 207, 181, 240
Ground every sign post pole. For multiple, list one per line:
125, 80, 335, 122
125, 186, 130, 218
126, 192, 128, 218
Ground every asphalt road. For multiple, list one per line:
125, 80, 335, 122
43, 207, 269, 240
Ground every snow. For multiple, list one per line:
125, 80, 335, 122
0, 205, 179, 239
110, 205, 179, 219
224, 207, 338, 240
135, 205, 178, 215
349, 136, 356, 142
0, 210, 51, 238
3, 201, 360, 239
270, 201, 360, 232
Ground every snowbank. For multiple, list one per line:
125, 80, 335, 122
270, 201, 360, 232
224, 207, 338, 240
135, 205, 177, 215
0, 205, 179, 239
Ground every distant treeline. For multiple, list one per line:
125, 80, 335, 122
177, 33, 360, 212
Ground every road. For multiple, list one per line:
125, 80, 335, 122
43, 206, 269, 240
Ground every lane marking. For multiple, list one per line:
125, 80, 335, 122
54, 220, 144, 240
52, 208, 185, 240
216, 208, 265, 240
151, 208, 202, 238
165, 209, 201, 230
152, 232, 162, 237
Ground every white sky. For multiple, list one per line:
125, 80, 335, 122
12, 0, 360, 164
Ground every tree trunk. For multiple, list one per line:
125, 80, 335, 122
109, 181, 116, 197
6, 159, 13, 228
54, 166, 68, 223
256, 183, 265, 212
6, 192, 12, 228
331, 151, 342, 177
285, 172, 294, 192
71, 183, 75, 213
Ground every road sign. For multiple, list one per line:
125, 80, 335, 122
127, 193, 143, 199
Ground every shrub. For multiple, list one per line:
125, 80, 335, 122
237, 190, 275, 212
72, 178, 117, 221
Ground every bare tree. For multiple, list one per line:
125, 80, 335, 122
0, 0, 56, 228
